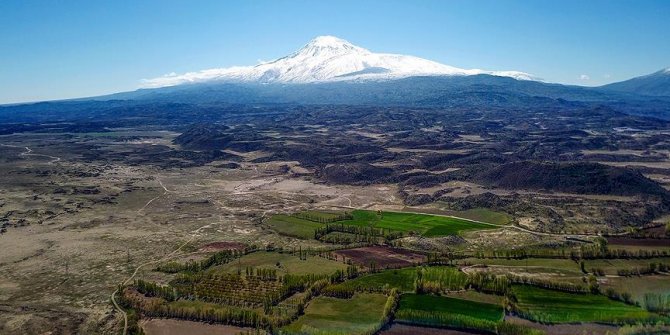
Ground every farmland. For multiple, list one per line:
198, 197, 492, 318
398, 294, 503, 322
600, 275, 670, 304
512, 285, 656, 324
344, 210, 498, 237
140, 318, 262, 335
266, 215, 324, 240
268, 209, 498, 241
212, 251, 349, 276
394, 294, 504, 332
379, 324, 478, 335
324, 266, 467, 294
2, 103, 670, 335
332, 246, 425, 269
583, 257, 670, 276
114, 210, 670, 335
281, 293, 388, 334
325, 267, 418, 293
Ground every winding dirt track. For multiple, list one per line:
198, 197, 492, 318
111, 179, 201, 335
0, 144, 62, 164
108, 180, 626, 334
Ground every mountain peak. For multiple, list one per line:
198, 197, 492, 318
295, 36, 369, 57
306, 36, 355, 48
141, 36, 533, 88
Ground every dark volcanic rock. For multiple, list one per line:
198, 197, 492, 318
174, 124, 232, 150
320, 163, 393, 185
477, 161, 668, 197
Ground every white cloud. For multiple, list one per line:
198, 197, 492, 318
139, 66, 252, 88
603, 74, 611, 79
579, 74, 590, 81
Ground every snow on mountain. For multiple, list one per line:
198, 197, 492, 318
142, 36, 534, 88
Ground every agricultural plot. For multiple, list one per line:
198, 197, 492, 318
395, 294, 503, 332
266, 214, 324, 239
398, 294, 503, 322
170, 273, 283, 307
460, 258, 580, 272
326, 267, 418, 293
512, 285, 655, 324
444, 290, 505, 306
600, 275, 670, 304
212, 251, 348, 276
583, 257, 670, 276
449, 208, 511, 225
345, 210, 497, 237
380, 324, 478, 335
281, 293, 388, 335
333, 246, 426, 269
460, 258, 583, 281
268, 209, 497, 241
607, 237, 670, 248
325, 266, 468, 295
140, 318, 263, 335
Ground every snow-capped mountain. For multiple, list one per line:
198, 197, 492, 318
600, 67, 670, 97
142, 36, 534, 88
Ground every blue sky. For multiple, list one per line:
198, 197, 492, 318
1, 0, 669, 104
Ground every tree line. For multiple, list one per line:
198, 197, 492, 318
291, 211, 353, 223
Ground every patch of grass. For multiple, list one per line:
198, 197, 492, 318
439, 207, 512, 225
444, 290, 505, 305
600, 275, 670, 303
398, 294, 504, 322
460, 258, 582, 276
281, 293, 388, 334
512, 285, 655, 324
211, 251, 348, 276
583, 257, 670, 275
345, 210, 496, 237
266, 214, 323, 239
269, 210, 496, 240
328, 267, 418, 293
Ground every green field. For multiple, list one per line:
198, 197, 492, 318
268, 210, 496, 240
266, 214, 323, 239
282, 293, 388, 334
325, 266, 466, 294
444, 290, 505, 305
344, 210, 496, 237
438, 207, 512, 225
211, 251, 348, 276
327, 267, 419, 293
512, 285, 655, 324
398, 294, 504, 322
298, 210, 348, 220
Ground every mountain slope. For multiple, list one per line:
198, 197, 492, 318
600, 68, 670, 97
141, 36, 533, 88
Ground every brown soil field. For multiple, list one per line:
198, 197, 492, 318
140, 318, 262, 335
333, 246, 426, 268
506, 316, 618, 335
380, 323, 479, 335
607, 237, 670, 247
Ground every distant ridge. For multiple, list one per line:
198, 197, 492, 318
600, 68, 670, 97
